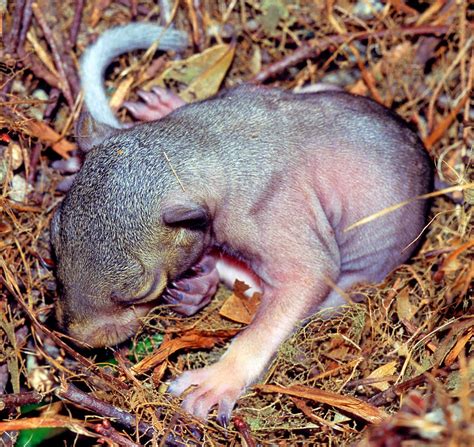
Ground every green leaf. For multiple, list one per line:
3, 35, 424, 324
17, 427, 64, 447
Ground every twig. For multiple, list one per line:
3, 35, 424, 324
18, 0, 34, 52
368, 373, 427, 407
0, 391, 43, 410
18, 52, 62, 89
0, 432, 17, 447
0, 416, 86, 431
27, 141, 42, 185
345, 376, 398, 389
252, 25, 452, 83
44, 88, 61, 119
424, 92, 470, 149
163, 151, 185, 192
58, 383, 155, 438
117, 0, 151, 16
158, 0, 173, 25
256, 383, 387, 424
68, 0, 84, 50
290, 397, 348, 432
32, 2, 74, 108
130, 0, 138, 18
5, 0, 26, 53
185, 0, 205, 51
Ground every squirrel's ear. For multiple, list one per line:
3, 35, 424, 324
75, 111, 117, 152
50, 205, 62, 253
162, 203, 209, 229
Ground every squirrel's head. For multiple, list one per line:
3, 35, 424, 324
51, 119, 211, 347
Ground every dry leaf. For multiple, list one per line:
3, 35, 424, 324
150, 43, 236, 102
366, 361, 398, 391
110, 76, 135, 110
256, 383, 387, 424
259, 0, 289, 35
26, 29, 59, 78
445, 327, 474, 366
24, 120, 76, 158
434, 319, 474, 366
182, 43, 235, 102
132, 328, 240, 375
396, 287, 418, 322
219, 279, 262, 324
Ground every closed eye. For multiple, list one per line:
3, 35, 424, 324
111, 271, 167, 306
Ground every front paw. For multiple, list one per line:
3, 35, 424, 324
168, 363, 245, 424
162, 255, 219, 316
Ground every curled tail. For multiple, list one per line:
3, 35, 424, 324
80, 23, 188, 128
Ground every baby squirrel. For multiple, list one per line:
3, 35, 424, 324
51, 22, 433, 423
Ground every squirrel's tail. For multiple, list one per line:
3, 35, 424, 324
80, 23, 188, 128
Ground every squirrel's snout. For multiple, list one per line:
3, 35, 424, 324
57, 294, 154, 347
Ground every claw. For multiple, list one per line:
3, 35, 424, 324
217, 413, 229, 428
171, 280, 190, 292
163, 290, 182, 303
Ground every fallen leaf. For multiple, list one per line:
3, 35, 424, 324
366, 361, 398, 391
24, 120, 76, 158
256, 383, 388, 424
445, 327, 473, 366
131, 328, 240, 375
219, 279, 262, 324
150, 43, 236, 102
434, 318, 474, 366
183, 43, 235, 102
110, 76, 135, 111
396, 287, 418, 322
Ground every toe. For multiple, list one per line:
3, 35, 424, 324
168, 370, 199, 396
123, 101, 158, 121
217, 397, 235, 426
136, 89, 161, 107
192, 255, 217, 274
172, 278, 209, 298
151, 86, 186, 108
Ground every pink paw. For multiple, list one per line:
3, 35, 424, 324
123, 86, 186, 121
168, 363, 245, 424
162, 255, 219, 316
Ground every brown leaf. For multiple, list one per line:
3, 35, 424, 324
366, 361, 398, 392
131, 328, 240, 375
396, 288, 418, 322
444, 327, 473, 366
219, 279, 262, 324
255, 383, 388, 424
24, 120, 76, 158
